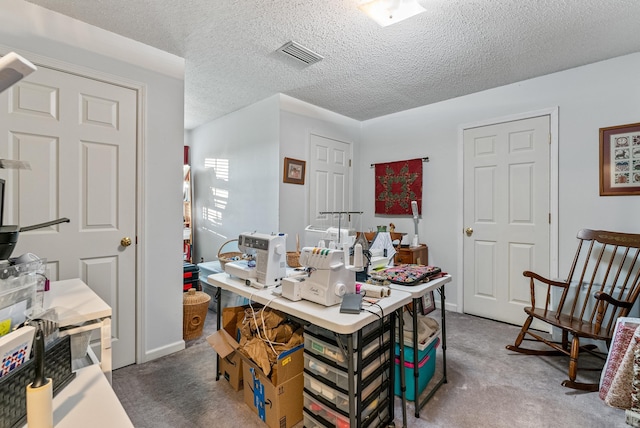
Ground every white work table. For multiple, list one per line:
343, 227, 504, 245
207, 271, 412, 428
21, 364, 133, 428
206, 272, 411, 334
44, 278, 112, 383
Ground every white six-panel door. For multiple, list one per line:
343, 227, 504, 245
309, 134, 351, 228
0, 65, 137, 368
463, 116, 550, 326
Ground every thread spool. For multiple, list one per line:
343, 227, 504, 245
354, 243, 363, 269
360, 283, 391, 298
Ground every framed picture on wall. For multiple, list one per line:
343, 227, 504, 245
283, 157, 305, 185
599, 122, 640, 196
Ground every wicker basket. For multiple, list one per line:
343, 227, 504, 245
286, 233, 301, 268
217, 239, 243, 269
286, 251, 301, 268
183, 288, 211, 340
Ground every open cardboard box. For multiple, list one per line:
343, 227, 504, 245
207, 305, 304, 428
207, 305, 248, 391
241, 344, 304, 428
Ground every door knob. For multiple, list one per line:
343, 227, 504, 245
465, 227, 473, 237
121, 237, 132, 247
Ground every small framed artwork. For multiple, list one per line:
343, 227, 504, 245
599, 122, 640, 196
421, 291, 436, 315
283, 157, 305, 185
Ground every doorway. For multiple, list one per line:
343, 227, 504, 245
0, 63, 138, 368
461, 110, 558, 327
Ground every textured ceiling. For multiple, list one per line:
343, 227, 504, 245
24, 0, 640, 130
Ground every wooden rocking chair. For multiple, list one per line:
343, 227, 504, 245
506, 229, 640, 391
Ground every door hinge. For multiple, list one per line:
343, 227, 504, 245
548, 134, 551, 144
548, 213, 551, 224
349, 159, 351, 167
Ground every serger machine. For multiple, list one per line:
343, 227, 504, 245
296, 247, 356, 306
225, 232, 286, 288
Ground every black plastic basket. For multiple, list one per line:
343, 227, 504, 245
0, 334, 75, 428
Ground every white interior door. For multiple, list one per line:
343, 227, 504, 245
463, 115, 550, 326
0, 65, 137, 368
308, 134, 352, 234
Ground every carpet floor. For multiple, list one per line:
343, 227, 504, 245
112, 308, 627, 427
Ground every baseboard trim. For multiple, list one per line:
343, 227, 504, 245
139, 341, 185, 364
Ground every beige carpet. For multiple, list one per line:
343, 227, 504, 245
112, 308, 627, 427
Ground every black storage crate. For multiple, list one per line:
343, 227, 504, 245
183, 262, 200, 291
0, 335, 75, 428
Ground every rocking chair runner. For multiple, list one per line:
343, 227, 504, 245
506, 229, 640, 391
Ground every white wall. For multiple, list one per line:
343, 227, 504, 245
278, 95, 362, 252
190, 96, 281, 263
0, 1, 186, 363
360, 53, 640, 311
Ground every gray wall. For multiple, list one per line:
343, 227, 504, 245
190, 96, 281, 264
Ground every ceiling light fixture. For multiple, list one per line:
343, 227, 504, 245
358, 0, 426, 27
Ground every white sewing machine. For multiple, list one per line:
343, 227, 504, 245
298, 247, 356, 306
303, 225, 356, 248
225, 232, 286, 288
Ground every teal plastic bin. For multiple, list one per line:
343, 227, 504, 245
394, 337, 439, 401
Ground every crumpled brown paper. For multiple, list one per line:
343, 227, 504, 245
238, 307, 303, 378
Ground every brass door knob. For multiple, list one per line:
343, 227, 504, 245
121, 237, 132, 247
465, 227, 473, 237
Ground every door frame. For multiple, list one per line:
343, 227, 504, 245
1, 45, 146, 365
456, 107, 559, 313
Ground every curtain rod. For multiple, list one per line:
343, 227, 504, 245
370, 157, 429, 168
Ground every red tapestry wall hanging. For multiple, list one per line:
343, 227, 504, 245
375, 158, 422, 215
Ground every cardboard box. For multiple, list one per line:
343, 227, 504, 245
241, 345, 304, 428
219, 352, 244, 391
207, 305, 250, 391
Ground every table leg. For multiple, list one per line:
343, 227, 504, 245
397, 307, 407, 428
440, 287, 447, 383
215, 286, 222, 381
416, 285, 447, 413
347, 334, 356, 428
413, 298, 420, 418
101, 317, 112, 384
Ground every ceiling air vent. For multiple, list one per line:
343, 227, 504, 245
276, 41, 323, 65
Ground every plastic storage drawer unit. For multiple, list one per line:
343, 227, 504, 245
183, 262, 200, 291
304, 330, 391, 370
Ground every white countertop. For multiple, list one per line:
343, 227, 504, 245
207, 272, 413, 335
44, 279, 111, 328
22, 364, 132, 428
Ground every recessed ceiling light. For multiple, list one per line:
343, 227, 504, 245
358, 0, 426, 27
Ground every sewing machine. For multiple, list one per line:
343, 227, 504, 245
225, 232, 286, 288
298, 247, 356, 306
303, 225, 356, 248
